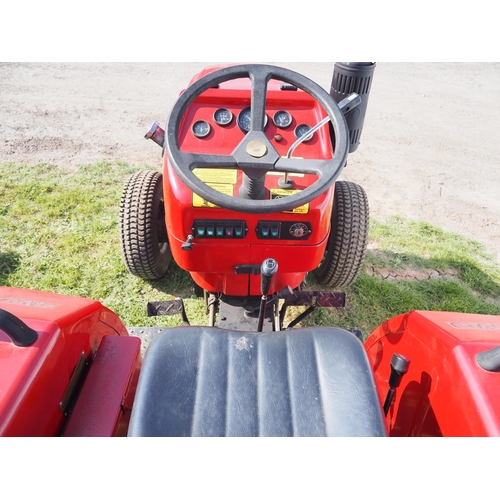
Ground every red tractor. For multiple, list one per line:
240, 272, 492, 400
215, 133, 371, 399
1, 63, 499, 437
119, 63, 371, 326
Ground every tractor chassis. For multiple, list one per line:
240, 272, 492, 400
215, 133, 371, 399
146, 289, 347, 333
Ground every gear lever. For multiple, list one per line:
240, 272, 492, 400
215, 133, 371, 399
383, 353, 410, 415
257, 258, 278, 332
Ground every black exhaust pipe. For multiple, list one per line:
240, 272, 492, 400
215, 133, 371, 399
330, 62, 376, 153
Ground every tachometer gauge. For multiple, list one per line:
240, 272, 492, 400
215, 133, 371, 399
237, 106, 268, 133
192, 120, 211, 138
214, 108, 233, 126
273, 110, 292, 129
294, 123, 314, 142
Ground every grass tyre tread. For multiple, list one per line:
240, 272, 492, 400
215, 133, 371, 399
119, 170, 171, 280
314, 180, 369, 288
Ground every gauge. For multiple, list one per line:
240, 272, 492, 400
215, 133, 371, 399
237, 107, 252, 133
273, 110, 292, 129
294, 123, 314, 142
192, 120, 211, 138
237, 106, 268, 133
213, 108, 233, 127
289, 223, 310, 238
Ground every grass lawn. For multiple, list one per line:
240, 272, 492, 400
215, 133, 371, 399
1, 160, 499, 337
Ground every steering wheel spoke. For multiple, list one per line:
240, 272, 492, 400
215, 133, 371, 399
249, 70, 270, 132
181, 152, 238, 170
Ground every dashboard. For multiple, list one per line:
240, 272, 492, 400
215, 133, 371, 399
176, 77, 334, 163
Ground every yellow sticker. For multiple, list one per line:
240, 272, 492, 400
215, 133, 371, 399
193, 168, 238, 185
270, 189, 309, 214
192, 183, 234, 208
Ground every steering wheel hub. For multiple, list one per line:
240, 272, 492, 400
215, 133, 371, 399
246, 140, 268, 158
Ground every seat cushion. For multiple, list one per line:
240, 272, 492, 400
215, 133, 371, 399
128, 326, 386, 436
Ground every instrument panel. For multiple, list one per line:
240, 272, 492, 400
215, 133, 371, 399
190, 106, 316, 144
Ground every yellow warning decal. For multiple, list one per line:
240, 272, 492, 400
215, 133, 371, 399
193, 168, 238, 185
192, 183, 234, 208
270, 188, 310, 214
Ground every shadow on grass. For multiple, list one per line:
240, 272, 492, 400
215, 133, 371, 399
364, 248, 500, 298
149, 261, 197, 299
0, 252, 21, 285
303, 248, 500, 338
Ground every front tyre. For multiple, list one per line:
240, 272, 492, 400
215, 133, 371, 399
314, 180, 369, 288
120, 170, 171, 279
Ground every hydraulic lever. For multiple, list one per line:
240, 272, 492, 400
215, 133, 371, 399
257, 258, 278, 332
383, 353, 410, 415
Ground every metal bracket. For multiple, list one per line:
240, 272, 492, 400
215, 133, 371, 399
234, 264, 261, 275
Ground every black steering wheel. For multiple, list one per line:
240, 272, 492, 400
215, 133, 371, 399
165, 64, 349, 214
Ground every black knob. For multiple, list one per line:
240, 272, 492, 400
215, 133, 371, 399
260, 258, 278, 296
388, 353, 410, 388
383, 353, 410, 416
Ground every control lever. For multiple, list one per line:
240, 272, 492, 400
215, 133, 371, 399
260, 258, 278, 296
181, 235, 194, 251
257, 258, 278, 332
383, 353, 410, 416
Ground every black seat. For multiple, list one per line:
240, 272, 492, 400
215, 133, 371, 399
128, 326, 386, 436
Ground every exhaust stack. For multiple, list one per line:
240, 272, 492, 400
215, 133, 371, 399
330, 62, 376, 153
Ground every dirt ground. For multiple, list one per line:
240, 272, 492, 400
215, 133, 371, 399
1, 62, 499, 262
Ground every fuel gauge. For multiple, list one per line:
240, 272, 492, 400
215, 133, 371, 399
294, 123, 314, 142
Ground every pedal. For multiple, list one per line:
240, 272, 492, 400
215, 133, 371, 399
280, 291, 346, 330
146, 300, 190, 326
283, 291, 346, 308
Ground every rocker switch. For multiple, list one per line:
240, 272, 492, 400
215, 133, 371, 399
234, 224, 243, 238
192, 220, 246, 239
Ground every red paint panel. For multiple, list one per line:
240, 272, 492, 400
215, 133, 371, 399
0, 287, 130, 436
365, 310, 500, 437
63, 335, 142, 437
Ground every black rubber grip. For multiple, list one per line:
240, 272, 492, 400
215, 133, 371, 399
0, 308, 38, 347
477, 346, 500, 372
